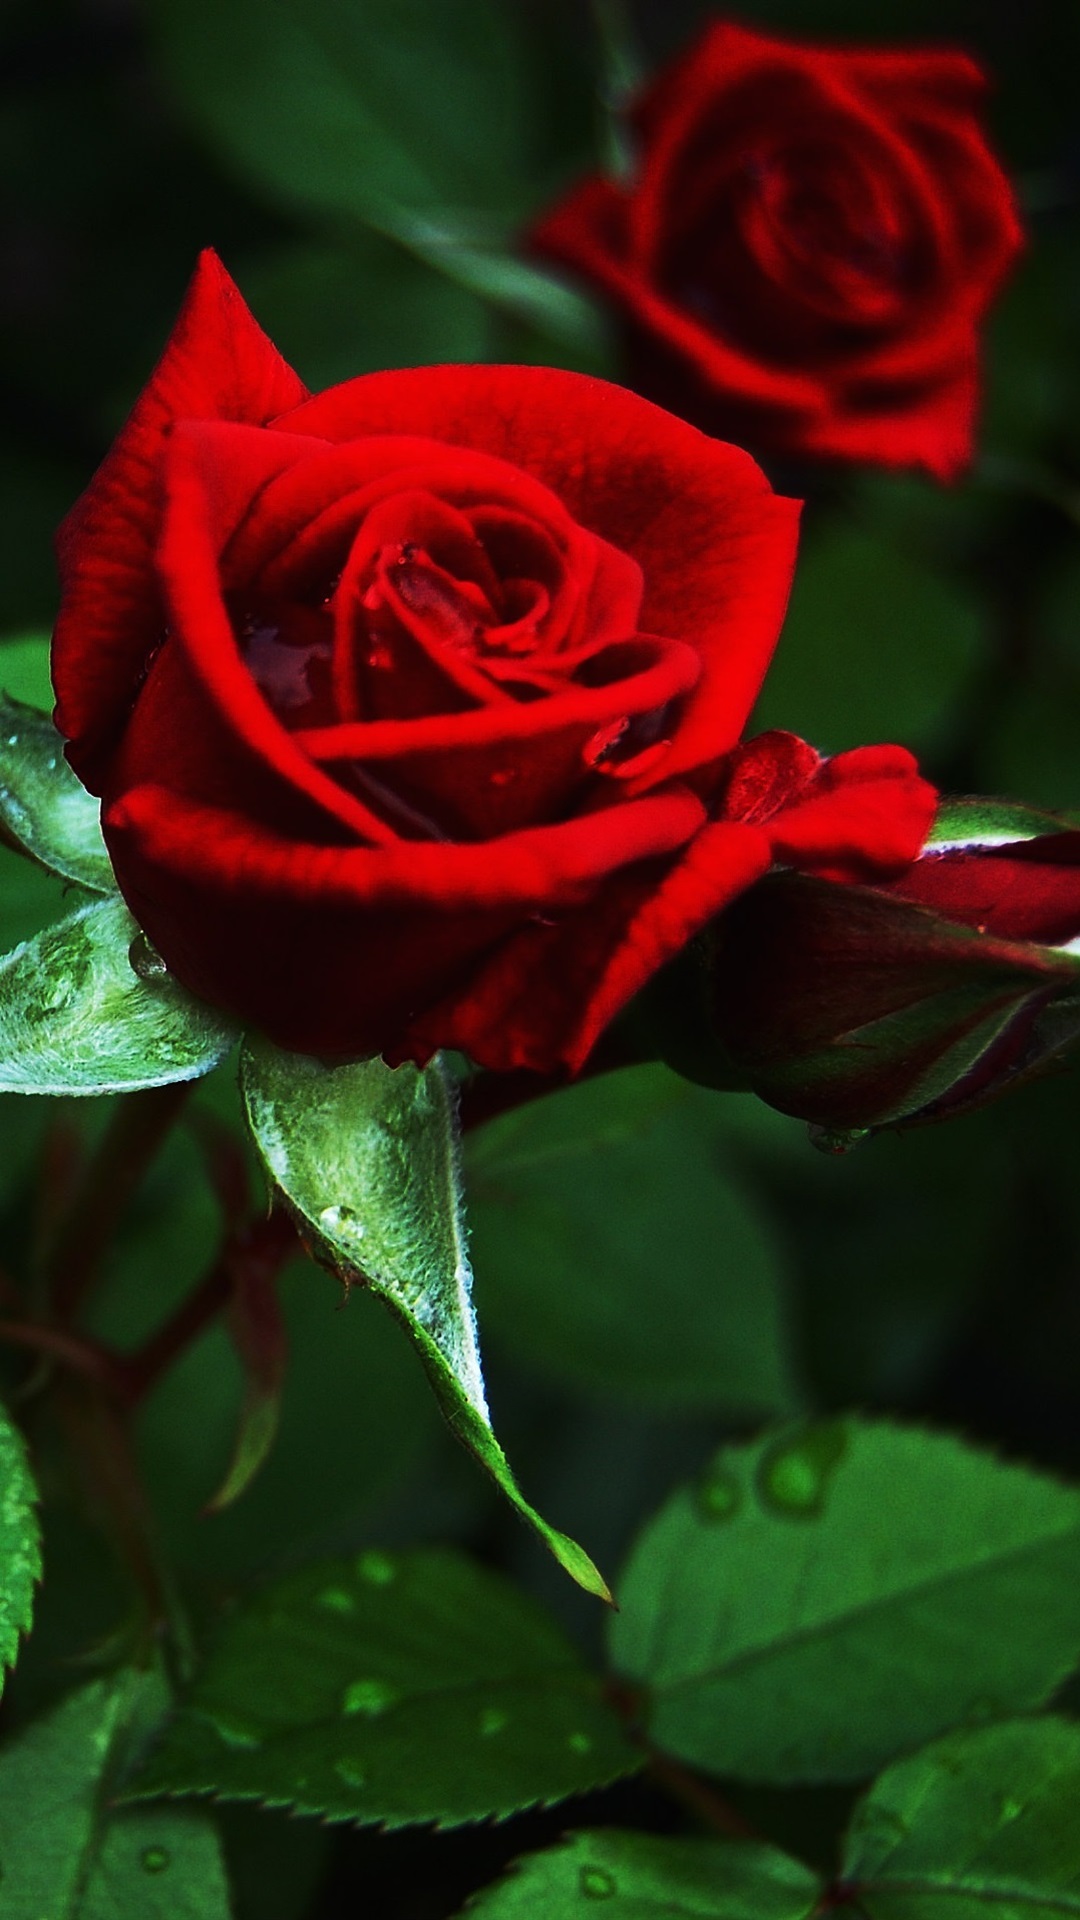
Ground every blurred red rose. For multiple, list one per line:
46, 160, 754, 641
698, 800, 1080, 1131
532, 20, 1022, 479
51, 251, 934, 1073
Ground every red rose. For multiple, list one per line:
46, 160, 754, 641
51, 251, 934, 1074
696, 801, 1080, 1131
532, 20, 1022, 479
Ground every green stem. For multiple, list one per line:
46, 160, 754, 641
46, 1081, 194, 1322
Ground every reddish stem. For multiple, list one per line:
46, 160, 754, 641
0, 1316, 129, 1398
47, 1081, 194, 1321
121, 1210, 298, 1408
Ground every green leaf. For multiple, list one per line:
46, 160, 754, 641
376, 222, 610, 362
466, 1065, 797, 1416
0, 894, 236, 1094
0, 1398, 40, 1695
0, 1671, 231, 1917
240, 1040, 610, 1599
462, 1829, 823, 1918
843, 1717, 1080, 1920
127, 1549, 638, 1827
753, 525, 985, 753
0, 633, 54, 710
610, 1418, 1080, 1783
147, 0, 535, 224
0, 694, 114, 892
235, 235, 493, 389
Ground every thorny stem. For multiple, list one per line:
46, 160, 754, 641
46, 1080, 194, 1321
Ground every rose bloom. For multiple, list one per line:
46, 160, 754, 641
701, 803, 1080, 1130
51, 251, 934, 1074
532, 20, 1022, 479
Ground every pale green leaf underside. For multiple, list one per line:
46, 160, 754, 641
0, 1671, 231, 1918
0, 894, 236, 1094
611, 1418, 1080, 1783
462, 1830, 823, 1918
0, 695, 115, 892
844, 1717, 1080, 1920
128, 1548, 637, 1828
0, 1398, 40, 1692
928, 794, 1074, 851
240, 1041, 610, 1599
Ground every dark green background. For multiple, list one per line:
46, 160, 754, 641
0, 1, 1079, 1915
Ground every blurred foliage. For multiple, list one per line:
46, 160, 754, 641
0, 0, 1079, 1917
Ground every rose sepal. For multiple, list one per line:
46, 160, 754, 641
240, 1039, 612, 1602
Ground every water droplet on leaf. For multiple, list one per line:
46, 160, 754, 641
579, 1865, 617, 1899
335, 1758, 367, 1789
208, 1714, 263, 1750
128, 931, 169, 981
356, 1550, 395, 1585
318, 1586, 355, 1614
757, 1422, 848, 1518
696, 1459, 742, 1522
567, 1731, 593, 1755
141, 1847, 170, 1874
342, 1678, 399, 1717
479, 1707, 508, 1737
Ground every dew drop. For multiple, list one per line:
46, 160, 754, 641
141, 1846, 170, 1875
356, 1549, 396, 1586
696, 1459, 742, 1523
756, 1422, 848, 1519
209, 1714, 263, 1750
582, 718, 629, 771
335, 1758, 367, 1789
128, 931, 169, 982
342, 1678, 399, 1717
579, 1865, 617, 1900
479, 1707, 509, 1737
318, 1586, 356, 1614
489, 767, 517, 788
567, 1731, 592, 1755
319, 1203, 365, 1240
807, 1123, 870, 1156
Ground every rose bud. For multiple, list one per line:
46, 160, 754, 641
532, 20, 1022, 480
684, 798, 1080, 1133
52, 252, 934, 1076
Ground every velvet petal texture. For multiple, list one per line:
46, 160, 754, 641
531, 20, 1023, 480
54, 252, 936, 1071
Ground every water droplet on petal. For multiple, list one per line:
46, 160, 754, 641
696, 1460, 742, 1522
489, 767, 517, 788
318, 1586, 355, 1614
757, 1422, 848, 1519
579, 1865, 617, 1900
479, 1707, 509, 1737
342, 1678, 399, 1717
356, 1550, 396, 1586
808, 1123, 869, 1156
583, 719, 630, 770
335, 1758, 367, 1789
141, 1846, 170, 1874
128, 931, 169, 982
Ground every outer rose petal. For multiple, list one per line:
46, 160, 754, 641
53, 252, 308, 793
102, 781, 707, 1062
